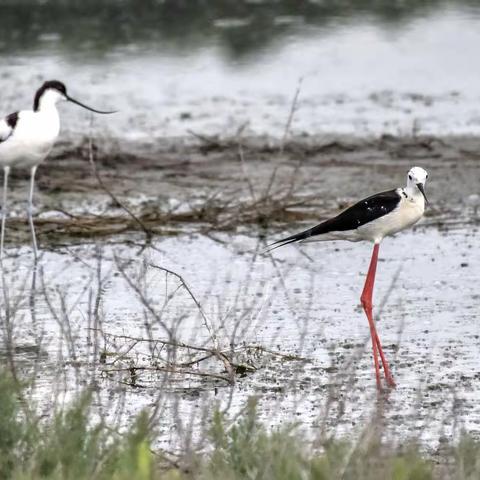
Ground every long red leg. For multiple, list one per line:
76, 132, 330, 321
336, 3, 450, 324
360, 243, 396, 390
375, 331, 396, 388
361, 244, 381, 389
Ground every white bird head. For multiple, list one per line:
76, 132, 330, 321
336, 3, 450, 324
33, 80, 116, 115
407, 166, 429, 204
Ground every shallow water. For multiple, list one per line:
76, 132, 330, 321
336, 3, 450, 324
2, 223, 480, 449
1, 2, 480, 139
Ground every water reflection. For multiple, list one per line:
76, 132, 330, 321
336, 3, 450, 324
0, 0, 479, 59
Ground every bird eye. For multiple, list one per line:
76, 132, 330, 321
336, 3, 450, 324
408, 175, 412, 180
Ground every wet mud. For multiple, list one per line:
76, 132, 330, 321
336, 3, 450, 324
2, 134, 480, 247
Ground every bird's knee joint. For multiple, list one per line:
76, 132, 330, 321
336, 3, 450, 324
361, 297, 372, 310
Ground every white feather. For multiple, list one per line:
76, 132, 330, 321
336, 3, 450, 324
356, 191, 424, 242
0, 108, 60, 169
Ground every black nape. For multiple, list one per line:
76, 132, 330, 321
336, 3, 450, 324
33, 80, 67, 111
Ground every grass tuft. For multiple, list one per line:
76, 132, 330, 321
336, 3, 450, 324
0, 370, 478, 479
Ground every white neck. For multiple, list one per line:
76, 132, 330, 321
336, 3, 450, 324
405, 182, 424, 207
37, 90, 63, 112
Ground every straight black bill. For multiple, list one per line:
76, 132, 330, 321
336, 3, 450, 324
66, 95, 117, 114
416, 183, 429, 205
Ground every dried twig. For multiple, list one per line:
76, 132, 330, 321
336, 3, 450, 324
149, 263, 236, 383
103, 365, 230, 383
149, 264, 217, 348
281, 76, 303, 153
88, 118, 152, 247
187, 129, 226, 149
114, 256, 173, 340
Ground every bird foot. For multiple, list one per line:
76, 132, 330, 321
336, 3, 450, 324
385, 374, 396, 389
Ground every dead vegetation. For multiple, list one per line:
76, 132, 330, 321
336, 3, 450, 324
2, 131, 478, 249
0, 245, 308, 402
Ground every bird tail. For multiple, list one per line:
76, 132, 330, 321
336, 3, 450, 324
265, 226, 317, 253
264, 216, 336, 253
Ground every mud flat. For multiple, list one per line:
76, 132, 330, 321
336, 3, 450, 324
3, 133, 480, 244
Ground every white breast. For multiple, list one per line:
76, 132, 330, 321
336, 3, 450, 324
357, 192, 424, 243
0, 108, 60, 168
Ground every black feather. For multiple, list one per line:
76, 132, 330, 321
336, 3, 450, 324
6, 112, 19, 129
0, 112, 19, 144
269, 189, 401, 250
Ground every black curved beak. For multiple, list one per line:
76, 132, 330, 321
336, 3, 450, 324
66, 95, 117, 114
416, 183, 429, 205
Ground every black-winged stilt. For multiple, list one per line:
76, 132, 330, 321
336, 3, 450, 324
0, 80, 115, 260
269, 166, 429, 390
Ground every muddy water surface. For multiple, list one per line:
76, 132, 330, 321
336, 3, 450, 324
2, 221, 479, 450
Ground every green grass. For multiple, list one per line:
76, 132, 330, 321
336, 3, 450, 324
0, 370, 478, 480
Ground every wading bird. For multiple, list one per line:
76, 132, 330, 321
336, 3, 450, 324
0, 80, 115, 260
269, 167, 429, 390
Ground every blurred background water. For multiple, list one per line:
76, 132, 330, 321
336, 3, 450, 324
1, 0, 480, 139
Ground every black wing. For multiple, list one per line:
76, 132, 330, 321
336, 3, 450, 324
0, 112, 19, 144
269, 189, 402, 250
